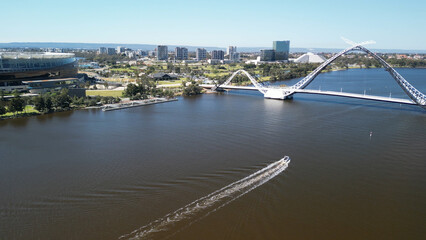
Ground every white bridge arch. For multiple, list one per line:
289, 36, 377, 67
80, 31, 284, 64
212, 44, 426, 107
219, 69, 267, 94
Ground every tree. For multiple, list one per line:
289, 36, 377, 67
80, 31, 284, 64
12, 89, 21, 98
146, 66, 155, 75
33, 95, 45, 112
243, 64, 256, 70
183, 81, 203, 96
164, 89, 175, 99
101, 96, 119, 104
123, 83, 139, 97
0, 104, 6, 115
52, 89, 71, 110
175, 67, 181, 74
0, 90, 5, 101
9, 97, 25, 114
44, 96, 53, 112
167, 62, 174, 72
84, 98, 97, 107
71, 96, 85, 106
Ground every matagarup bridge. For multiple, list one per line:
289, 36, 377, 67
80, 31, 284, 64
201, 42, 426, 108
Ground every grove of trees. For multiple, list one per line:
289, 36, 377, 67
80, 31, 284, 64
123, 76, 175, 100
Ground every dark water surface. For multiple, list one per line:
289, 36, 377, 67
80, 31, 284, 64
1, 68, 425, 239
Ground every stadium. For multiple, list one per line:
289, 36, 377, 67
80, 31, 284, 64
0, 52, 78, 92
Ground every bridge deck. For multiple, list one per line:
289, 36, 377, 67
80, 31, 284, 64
294, 89, 416, 105
200, 84, 259, 91
200, 84, 416, 105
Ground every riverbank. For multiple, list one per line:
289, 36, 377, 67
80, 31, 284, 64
0, 105, 85, 121
1, 97, 179, 120
102, 98, 178, 111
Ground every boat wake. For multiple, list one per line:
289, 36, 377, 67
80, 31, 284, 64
119, 156, 290, 240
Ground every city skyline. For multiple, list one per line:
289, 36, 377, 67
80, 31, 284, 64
1, 0, 426, 50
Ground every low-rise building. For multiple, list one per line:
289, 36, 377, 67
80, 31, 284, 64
151, 73, 178, 81
260, 49, 275, 61
207, 59, 222, 65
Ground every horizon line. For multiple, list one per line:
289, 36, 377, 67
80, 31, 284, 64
0, 41, 425, 52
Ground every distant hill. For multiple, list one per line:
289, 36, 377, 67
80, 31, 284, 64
0, 42, 425, 54
0, 42, 225, 52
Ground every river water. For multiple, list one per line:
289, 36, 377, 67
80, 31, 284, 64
1, 68, 425, 239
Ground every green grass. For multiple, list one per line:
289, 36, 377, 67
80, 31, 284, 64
159, 85, 182, 88
258, 76, 272, 81
109, 66, 142, 72
204, 72, 231, 78
225, 65, 243, 71
1, 105, 39, 117
157, 80, 183, 85
110, 68, 135, 73
86, 90, 123, 97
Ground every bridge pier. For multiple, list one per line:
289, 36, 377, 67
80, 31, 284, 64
264, 89, 294, 100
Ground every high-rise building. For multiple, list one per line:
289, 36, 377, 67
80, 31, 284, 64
211, 50, 225, 60
148, 51, 156, 57
227, 46, 237, 55
196, 48, 207, 61
107, 48, 116, 55
116, 46, 125, 54
273, 41, 290, 61
260, 49, 275, 61
125, 51, 136, 59
157, 45, 168, 61
98, 47, 107, 54
227, 46, 239, 61
230, 52, 240, 62
137, 50, 147, 57
175, 47, 188, 60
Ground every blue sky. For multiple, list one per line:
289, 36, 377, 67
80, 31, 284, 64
2, 0, 425, 49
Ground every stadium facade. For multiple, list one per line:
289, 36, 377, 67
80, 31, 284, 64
0, 52, 78, 92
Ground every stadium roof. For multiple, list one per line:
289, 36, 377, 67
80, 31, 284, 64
0, 52, 74, 59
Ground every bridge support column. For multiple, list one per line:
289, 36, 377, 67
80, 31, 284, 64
264, 89, 294, 100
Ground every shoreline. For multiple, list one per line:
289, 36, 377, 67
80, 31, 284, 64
0, 97, 179, 121
102, 98, 178, 111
